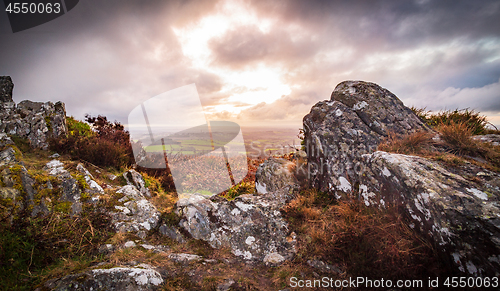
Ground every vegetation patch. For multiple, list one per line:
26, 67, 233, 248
283, 189, 445, 281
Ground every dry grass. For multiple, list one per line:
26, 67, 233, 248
378, 131, 435, 155
283, 189, 444, 281
437, 121, 500, 170
378, 122, 500, 172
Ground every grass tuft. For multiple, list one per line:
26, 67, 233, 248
378, 131, 435, 155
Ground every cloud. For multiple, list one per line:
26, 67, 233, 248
0, 0, 499, 128
406, 78, 500, 112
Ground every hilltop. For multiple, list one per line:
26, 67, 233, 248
1, 76, 500, 290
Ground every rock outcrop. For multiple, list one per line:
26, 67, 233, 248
303, 80, 500, 276
303, 80, 430, 195
176, 158, 300, 264
360, 151, 500, 276
111, 185, 160, 239
0, 76, 67, 149
176, 193, 296, 264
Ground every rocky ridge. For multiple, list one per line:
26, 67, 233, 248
0, 76, 67, 150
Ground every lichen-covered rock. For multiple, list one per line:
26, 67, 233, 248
0, 133, 14, 148
77, 163, 104, 196
123, 169, 151, 198
0, 146, 18, 167
303, 80, 430, 195
1, 161, 35, 222
111, 185, 160, 239
0, 76, 14, 103
45, 159, 82, 215
40, 264, 164, 291
255, 158, 298, 205
360, 151, 500, 276
168, 253, 202, 263
0, 77, 67, 149
176, 193, 296, 263
330, 80, 428, 136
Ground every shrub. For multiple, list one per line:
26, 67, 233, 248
66, 116, 93, 137
222, 181, 255, 200
50, 115, 134, 170
413, 108, 491, 135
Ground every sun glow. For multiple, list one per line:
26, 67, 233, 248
172, 0, 289, 115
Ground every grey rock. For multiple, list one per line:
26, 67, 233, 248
473, 134, 500, 146
45, 159, 70, 178
42, 264, 164, 291
0, 133, 14, 147
360, 151, 500, 276
0, 96, 67, 150
49, 153, 60, 158
77, 163, 104, 195
140, 244, 167, 253
0, 187, 21, 224
159, 224, 186, 243
176, 193, 296, 263
45, 159, 82, 215
168, 253, 202, 263
0, 146, 18, 167
111, 185, 160, 239
0, 76, 14, 103
330, 80, 428, 136
124, 241, 137, 248
303, 80, 430, 195
217, 279, 236, 291
124, 169, 151, 198
255, 158, 298, 205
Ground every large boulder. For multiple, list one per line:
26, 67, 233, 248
303, 80, 430, 195
359, 151, 500, 276
176, 193, 296, 264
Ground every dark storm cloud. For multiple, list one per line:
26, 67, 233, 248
251, 0, 500, 45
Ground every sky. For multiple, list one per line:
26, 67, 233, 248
1, 0, 499, 130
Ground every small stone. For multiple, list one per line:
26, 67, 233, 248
168, 253, 202, 263
124, 241, 136, 248
263, 252, 285, 266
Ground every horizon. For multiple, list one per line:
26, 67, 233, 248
1, 0, 499, 129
